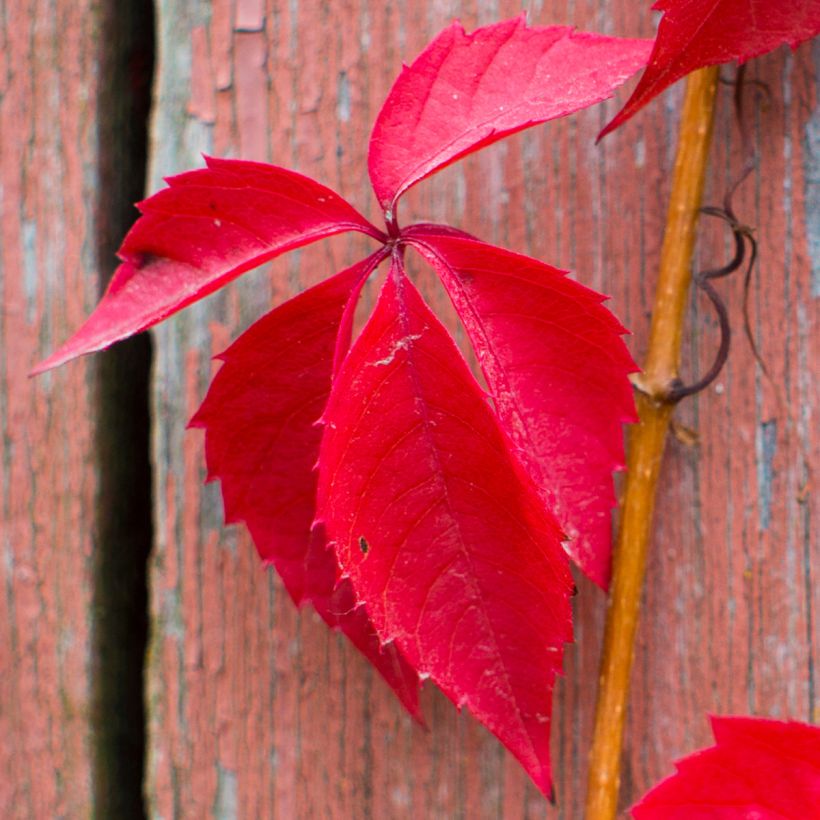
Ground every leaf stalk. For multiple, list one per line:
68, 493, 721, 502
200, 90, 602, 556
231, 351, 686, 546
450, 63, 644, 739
585, 65, 720, 820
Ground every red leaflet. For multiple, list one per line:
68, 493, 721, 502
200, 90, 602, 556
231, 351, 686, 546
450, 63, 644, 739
631, 716, 820, 818
316, 259, 573, 797
32, 157, 383, 374
34, 15, 650, 798
369, 16, 652, 215
601, 0, 820, 138
189, 259, 371, 598
189, 255, 421, 717
408, 230, 637, 588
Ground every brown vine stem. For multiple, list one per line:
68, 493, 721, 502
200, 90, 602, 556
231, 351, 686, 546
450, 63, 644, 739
585, 65, 720, 820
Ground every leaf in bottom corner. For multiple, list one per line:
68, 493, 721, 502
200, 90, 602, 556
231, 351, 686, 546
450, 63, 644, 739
631, 715, 820, 818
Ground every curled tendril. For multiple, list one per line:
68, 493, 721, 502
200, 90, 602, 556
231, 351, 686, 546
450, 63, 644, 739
671, 67, 812, 499
668, 196, 757, 402
668, 65, 764, 404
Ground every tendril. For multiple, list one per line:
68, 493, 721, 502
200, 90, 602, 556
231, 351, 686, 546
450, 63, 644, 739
669, 67, 765, 403
668, 204, 755, 402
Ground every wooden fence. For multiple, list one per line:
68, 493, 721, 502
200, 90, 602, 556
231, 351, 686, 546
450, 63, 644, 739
3, 1, 817, 817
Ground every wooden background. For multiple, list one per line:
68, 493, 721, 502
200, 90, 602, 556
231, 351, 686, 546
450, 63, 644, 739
3, 0, 818, 817
2, 2, 100, 816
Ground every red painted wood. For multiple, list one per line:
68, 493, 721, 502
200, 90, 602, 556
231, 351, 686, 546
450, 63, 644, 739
8, 0, 812, 816
142, 1, 818, 817
0, 1, 102, 816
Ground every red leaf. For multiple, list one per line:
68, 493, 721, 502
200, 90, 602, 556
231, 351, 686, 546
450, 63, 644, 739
190, 254, 421, 719
368, 15, 652, 214
631, 716, 820, 818
33, 157, 384, 374
409, 229, 637, 588
601, 0, 820, 138
316, 257, 573, 796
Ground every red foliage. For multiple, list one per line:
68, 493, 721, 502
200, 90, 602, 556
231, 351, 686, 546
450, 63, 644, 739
31, 159, 383, 374
369, 15, 652, 215
601, 0, 820, 138
188, 256, 422, 719
316, 257, 572, 793
632, 716, 820, 818
35, 17, 650, 795
410, 230, 638, 587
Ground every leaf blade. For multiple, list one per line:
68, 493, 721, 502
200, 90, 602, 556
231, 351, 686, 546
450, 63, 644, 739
190, 255, 421, 719
601, 0, 820, 138
631, 716, 820, 818
368, 16, 652, 212
33, 157, 384, 374
410, 230, 636, 588
317, 257, 572, 795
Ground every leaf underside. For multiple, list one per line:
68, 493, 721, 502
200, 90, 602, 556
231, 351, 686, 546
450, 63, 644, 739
190, 256, 421, 719
631, 716, 820, 818
601, 0, 820, 138
317, 257, 573, 796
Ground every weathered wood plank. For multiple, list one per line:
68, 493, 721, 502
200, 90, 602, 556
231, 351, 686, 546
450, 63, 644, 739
624, 39, 819, 801
0, 1, 103, 815
147, 1, 818, 816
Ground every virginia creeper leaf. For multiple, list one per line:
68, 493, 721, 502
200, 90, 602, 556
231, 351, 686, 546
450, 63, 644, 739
316, 258, 573, 796
601, 0, 820, 138
631, 716, 820, 818
368, 16, 653, 213
33, 157, 384, 374
409, 229, 637, 588
33, 15, 653, 794
190, 254, 421, 719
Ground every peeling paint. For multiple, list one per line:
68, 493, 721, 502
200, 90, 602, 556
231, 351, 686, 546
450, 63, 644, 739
22, 218, 37, 324
2, 2, 99, 815
235, 0, 265, 32
213, 765, 238, 820
140, 4, 820, 817
803, 57, 820, 296
337, 70, 351, 123
756, 419, 777, 531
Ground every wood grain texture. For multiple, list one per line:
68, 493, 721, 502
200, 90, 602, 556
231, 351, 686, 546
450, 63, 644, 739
146, 1, 818, 816
0, 1, 102, 816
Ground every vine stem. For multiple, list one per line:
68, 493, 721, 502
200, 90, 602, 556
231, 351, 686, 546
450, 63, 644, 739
585, 65, 720, 820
